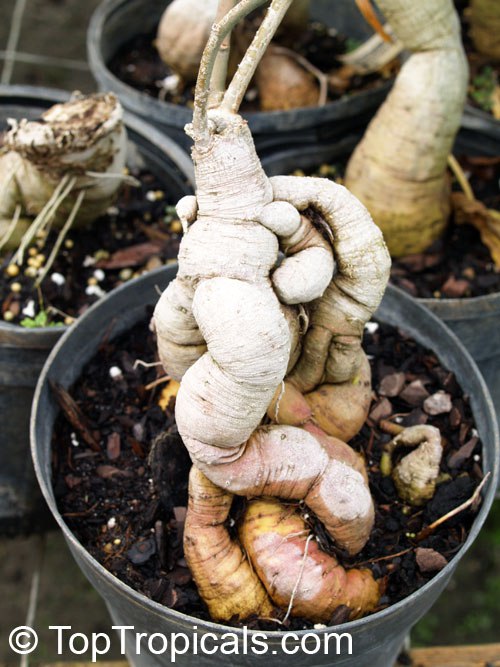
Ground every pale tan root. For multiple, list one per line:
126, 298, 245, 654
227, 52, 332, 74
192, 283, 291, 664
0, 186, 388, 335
304, 352, 372, 442
184, 466, 273, 621
189, 424, 374, 556
344, 0, 468, 257
469, 0, 500, 60
270, 175, 390, 389
1, 93, 127, 255
267, 352, 372, 443
383, 425, 443, 506
240, 498, 380, 622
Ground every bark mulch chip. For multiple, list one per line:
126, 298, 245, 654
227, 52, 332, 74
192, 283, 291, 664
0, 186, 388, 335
52, 315, 485, 630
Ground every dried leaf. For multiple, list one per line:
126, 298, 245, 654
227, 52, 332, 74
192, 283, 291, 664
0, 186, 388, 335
95, 241, 164, 269
452, 192, 500, 269
158, 379, 180, 410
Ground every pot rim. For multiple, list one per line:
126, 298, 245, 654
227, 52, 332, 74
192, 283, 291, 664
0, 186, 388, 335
87, 0, 393, 127
30, 266, 500, 639
0, 84, 194, 339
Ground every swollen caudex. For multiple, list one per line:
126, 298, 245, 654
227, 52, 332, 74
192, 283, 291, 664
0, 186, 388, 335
153, 0, 390, 621
0, 93, 126, 252
345, 0, 468, 257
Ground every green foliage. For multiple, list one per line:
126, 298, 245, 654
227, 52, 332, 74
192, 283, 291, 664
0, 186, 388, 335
344, 37, 362, 53
20, 310, 64, 328
470, 66, 497, 112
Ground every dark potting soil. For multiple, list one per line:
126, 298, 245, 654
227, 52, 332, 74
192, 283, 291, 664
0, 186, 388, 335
52, 314, 485, 630
306, 154, 500, 300
0, 171, 181, 326
108, 22, 396, 113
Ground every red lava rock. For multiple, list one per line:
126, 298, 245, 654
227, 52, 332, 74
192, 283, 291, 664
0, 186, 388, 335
126, 537, 156, 564
441, 276, 470, 298
106, 432, 121, 460
170, 567, 192, 586
415, 548, 448, 573
400, 380, 430, 406
174, 506, 187, 524
449, 405, 462, 429
447, 437, 479, 469
64, 474, 82, 489
423, 391, 453, 416
369, 398, 393, 423
378, 372, 406, 397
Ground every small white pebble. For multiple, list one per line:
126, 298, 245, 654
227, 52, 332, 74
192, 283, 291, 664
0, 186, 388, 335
158, 73, 181, 93
70, 432, 79, 447
106, 206, 119, 216
472, 428, 479, 438
314, 624, 327, 630
119, 268, 133, 281
51, 272, 66, 286
83, 255, 97, 267
22, 300, 36, 318
107, 517, 117, 529
85, 284, 106, 298
93, 269, 105, 282
473, 454, 480, 462
365, 321, 379, 334
146, 191, 157, 202
395, 416, 403, 423
109, 366, 123, 379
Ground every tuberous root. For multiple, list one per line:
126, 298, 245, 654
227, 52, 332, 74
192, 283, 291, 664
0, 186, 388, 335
382, 425, 443, 506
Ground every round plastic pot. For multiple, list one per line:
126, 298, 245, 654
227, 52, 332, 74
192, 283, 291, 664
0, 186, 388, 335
0, 84, 193, 535
262, 124, 500, 489
31, 265, 499, 667
87, 0, 392, 156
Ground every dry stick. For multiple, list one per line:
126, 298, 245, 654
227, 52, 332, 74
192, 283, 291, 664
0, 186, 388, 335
35, 188, 85, 287
145, 375, 172, 391
356, 547, 413, 567
192, 0, 271, 139
133, 359, 164, 370
0, 204, 21, 251
13, 174, 75, 265
416, 472, 491, 542
221, 0, 295, 115
447, 154, 475, 202
270, 45, 328, 106
355, 0, 393, 43
282, 533, 314, 624
208, 0, 239, 108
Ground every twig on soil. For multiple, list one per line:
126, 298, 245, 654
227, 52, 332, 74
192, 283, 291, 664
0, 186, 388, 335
145, 375, 171, 390
415, 472, 491, 542
356, 547, 413, 567
448, 154, 475, 201
50, 380, 101, 452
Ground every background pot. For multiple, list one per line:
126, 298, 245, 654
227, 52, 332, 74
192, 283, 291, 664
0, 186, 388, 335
0, 84, 193, 536
262, 125, 500, 490
31, 266, 499, 667
87, 0, 393, 155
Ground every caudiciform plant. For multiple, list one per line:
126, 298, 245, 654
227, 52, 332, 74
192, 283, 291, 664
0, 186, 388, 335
345, 0, 469, 257
152, 0, 441, 624
0, 93, 127, 284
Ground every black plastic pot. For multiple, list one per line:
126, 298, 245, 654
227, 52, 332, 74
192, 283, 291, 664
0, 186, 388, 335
262, 125, 500, 490
31, 265, 499, 667
0, 85, 194, 536
87, 0, 392, 155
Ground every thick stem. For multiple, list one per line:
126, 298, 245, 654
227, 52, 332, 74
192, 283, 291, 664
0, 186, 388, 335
344, 0, 468, 256
192, 0, 271, 140
208, 0, 239, 108
469, 0, 500, 60
221, 0, 295, 114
